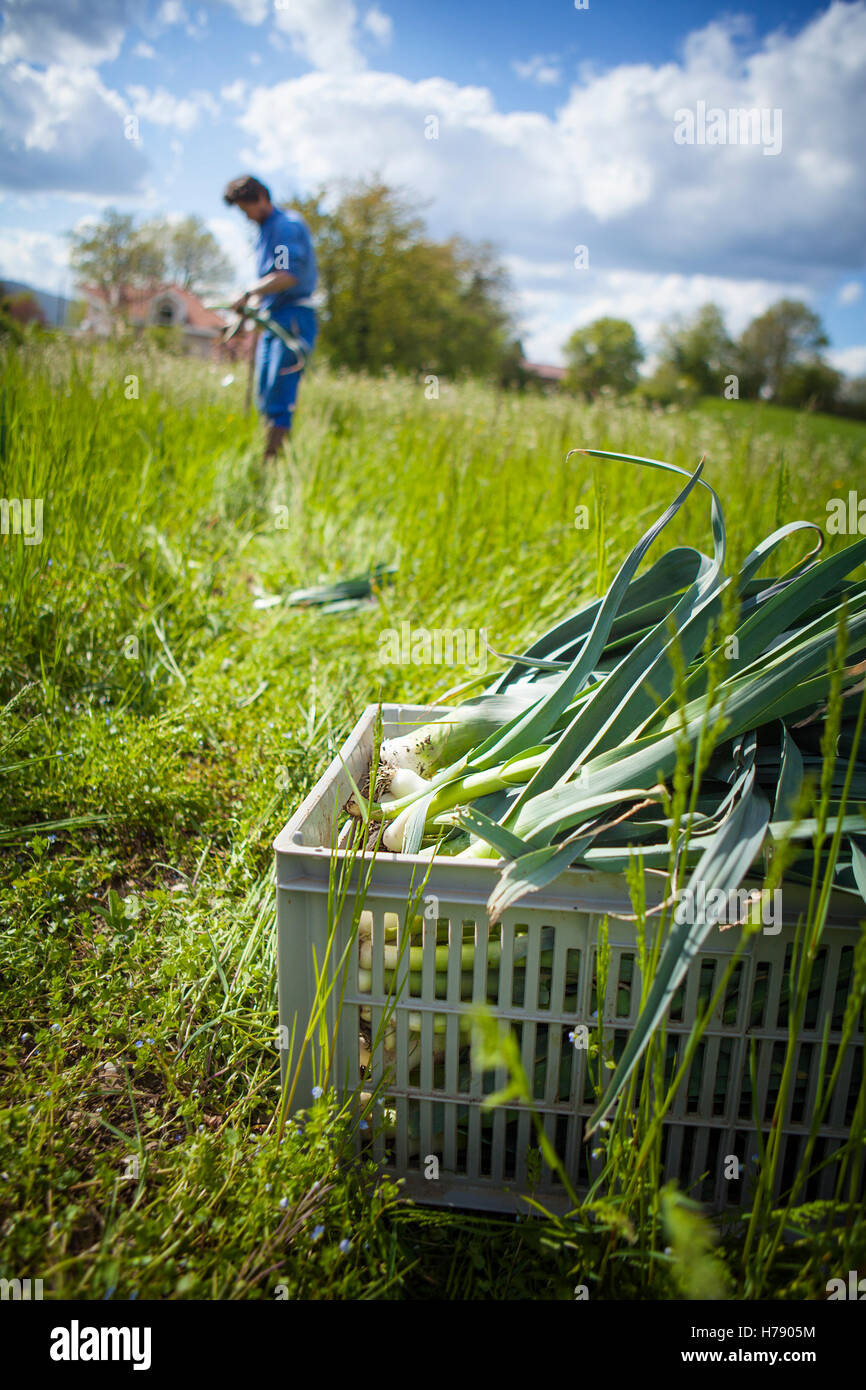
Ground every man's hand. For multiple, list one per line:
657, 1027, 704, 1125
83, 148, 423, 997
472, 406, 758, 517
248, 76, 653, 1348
231, 269, 296, 313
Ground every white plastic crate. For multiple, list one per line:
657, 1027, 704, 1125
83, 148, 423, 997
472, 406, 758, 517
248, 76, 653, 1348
275, 703, 865, 1215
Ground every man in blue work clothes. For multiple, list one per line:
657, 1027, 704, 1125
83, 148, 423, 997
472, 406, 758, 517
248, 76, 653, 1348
223, 174, 317, 459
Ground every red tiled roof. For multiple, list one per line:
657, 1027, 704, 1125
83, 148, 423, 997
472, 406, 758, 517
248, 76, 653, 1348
83, 283, 226, 331
168, 286, 226, 330
521, 360, 567, 381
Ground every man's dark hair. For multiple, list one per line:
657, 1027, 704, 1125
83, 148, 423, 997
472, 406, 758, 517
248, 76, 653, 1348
223, 175, 271, 206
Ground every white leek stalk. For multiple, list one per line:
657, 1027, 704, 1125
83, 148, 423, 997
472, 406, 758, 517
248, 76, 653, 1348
377, 691, 550, 785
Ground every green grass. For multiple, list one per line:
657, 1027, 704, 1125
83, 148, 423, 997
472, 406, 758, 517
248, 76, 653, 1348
697, 393, 866, 446
1, 337, 864, 1299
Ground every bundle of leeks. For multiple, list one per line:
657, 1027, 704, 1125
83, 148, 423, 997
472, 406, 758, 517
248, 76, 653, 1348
345, 449, 866, 1130
349, 450, 865, 923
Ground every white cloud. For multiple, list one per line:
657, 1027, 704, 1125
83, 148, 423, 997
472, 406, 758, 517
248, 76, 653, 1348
1, 0, 861, 371
512, 54, 561, 86
274, 0, 366, 73
185, 8, 208, 40
0, 63, 148, 194
220, 0, 372, 69
0, 0, 197, 67
239, 1, 866, 271
232, 5, 866, 360
0, 0, 140, 65
220, 0, 270, 23
221, 0, 389, 71
510, 264, 815, 364
237, 70, 553, 213
126, 85, 219, 132
828, 345, 866, 377
157, 0, 187, 25
220, 80, 248, 107
0, 227, 70, 288
363, 7, 393, 45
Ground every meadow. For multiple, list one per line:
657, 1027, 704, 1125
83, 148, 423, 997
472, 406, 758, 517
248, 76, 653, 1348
1, 336, 864, 1299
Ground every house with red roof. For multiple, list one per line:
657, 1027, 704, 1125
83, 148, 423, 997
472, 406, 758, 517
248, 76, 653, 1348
521, 360, 567, 385
79, 283, 229, 358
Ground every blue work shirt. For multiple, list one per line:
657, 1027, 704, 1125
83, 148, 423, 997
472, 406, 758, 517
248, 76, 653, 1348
255, 206, 317, 326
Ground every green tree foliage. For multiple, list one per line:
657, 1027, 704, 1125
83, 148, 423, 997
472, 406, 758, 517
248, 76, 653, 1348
638, 360, 699, 407
293, 180, 519, 378
146, 215, 233, 294
1, 286, 45, 327
735, 298, 830, 400
642, 297, 856, 416
0, 290, 24, 344
69, 210, 233, 323
836, 375, 866, 420
69, 210, 164, 320
655, 302, 734, 397
0, 283, 45, 342
65, 300, 88, 329
774, 358, 842, 412
563, 317, 643, 397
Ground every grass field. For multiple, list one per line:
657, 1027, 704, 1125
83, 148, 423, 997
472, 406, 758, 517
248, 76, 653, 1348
2, 337, 865, 1299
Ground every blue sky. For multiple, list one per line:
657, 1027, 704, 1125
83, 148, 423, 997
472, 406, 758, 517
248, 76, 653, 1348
1, 0, 864, 370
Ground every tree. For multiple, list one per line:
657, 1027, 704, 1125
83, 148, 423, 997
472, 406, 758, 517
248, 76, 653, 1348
774, 359, 841, 413
655, 303, 734, 397
735, 299, 829, 400
150, 215, 233, 295
433, 236, 516, 377
497, 337, 533, 390
639, 360, 701, 408
0, 285, 45, 327
293, 180, 517, 377
563, 317, 643, 397
836, 375, 866, 421
0, 284, 27, 342
68, 209, 164, 322
68, 210, 234, 323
